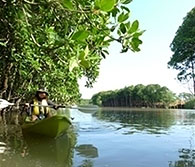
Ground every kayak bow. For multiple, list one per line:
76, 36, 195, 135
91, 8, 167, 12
22, 115, 71, 138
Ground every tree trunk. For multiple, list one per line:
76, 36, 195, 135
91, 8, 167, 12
0, 63, 13, 99
191, 61, 195, 96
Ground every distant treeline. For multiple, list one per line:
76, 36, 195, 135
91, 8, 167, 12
91, 84, 177, 108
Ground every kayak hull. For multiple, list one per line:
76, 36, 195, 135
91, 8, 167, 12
22, 115, 71, 138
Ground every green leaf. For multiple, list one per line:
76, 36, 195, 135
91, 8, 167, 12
103, 49, 109, 55
19, 70, 28, 77
110, 25, 116, 32
69, 59, 79, 72
125, 22, 131, 30
121, 0, 132, 4
118, 12, 129, 23
132, 38, 143, 45
61, 0, 74, 10
120, 23, 126, 34
111, 7, 120, 17
84, 45, 89, 57
46, 27, 57, 42
64, 23, 68, 35
101, 51, 106, 58
121, 6, 130, 12
129, 20, 139, 33
95, 0, 116, 12
79, 51, 85, 61
0, 42, 6, 47
72, 30, 89, 41
130, 41, 140, 52
130, 38, 142, 52
79, 46, 91, 69
133, 31, 145, 38
80, 60, 90, 69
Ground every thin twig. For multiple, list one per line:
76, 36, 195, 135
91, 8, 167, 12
22, 7, 29, 25
23, 0, 38, 5
31, 34, 41, 47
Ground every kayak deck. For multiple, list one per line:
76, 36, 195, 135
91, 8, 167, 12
22, 115, 71, 138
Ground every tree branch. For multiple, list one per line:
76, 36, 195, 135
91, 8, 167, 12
23, 0, 38, 5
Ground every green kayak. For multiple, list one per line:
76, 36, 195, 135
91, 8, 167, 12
22, 115, 71, 138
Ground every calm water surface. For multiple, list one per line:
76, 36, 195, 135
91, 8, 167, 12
0, 108, 195, 167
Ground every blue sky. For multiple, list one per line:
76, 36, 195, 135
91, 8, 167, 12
79, 0, 195, 99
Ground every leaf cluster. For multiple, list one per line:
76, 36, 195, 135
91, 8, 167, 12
168, 7, 195, 86
0, 0, 143, 103
91, 84, 176, 108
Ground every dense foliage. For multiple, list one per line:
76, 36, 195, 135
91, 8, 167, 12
0, 0, 143, 104
184, 98, 195, 109
178, 92, 195, 109
168, 7, 195, 95
91, 84, 177, 108
178, 92, 194, 102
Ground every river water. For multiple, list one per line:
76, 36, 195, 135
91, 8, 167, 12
0, 108, 195, 167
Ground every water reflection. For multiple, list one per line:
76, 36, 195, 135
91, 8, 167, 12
78, 159, 94, 167
1, 108, 195, 167
169, 125, 195, 167
94, 108, 176, 134
23, 132, 75, 167
0, 114, 76, 167
169, 148, 195, 167
75, 144, 98, 158
75, 144, 98, 167
0, 118, 26, 167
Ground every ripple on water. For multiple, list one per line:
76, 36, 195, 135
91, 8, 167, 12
71, 109, 128, 134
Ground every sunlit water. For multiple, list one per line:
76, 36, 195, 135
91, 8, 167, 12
1, 108, 195, 167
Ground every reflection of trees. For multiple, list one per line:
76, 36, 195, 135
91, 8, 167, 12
0, 116, 27, 166
23, 131, 75, 167
0, 115, 76, 167
169, 148, 195, 167
94, 109, 176, 134
182, 112, 195, 125
78, 159, 94, 167
76, 144, 98, 158
169, 128, 195, 167
75, 144, 98, 167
